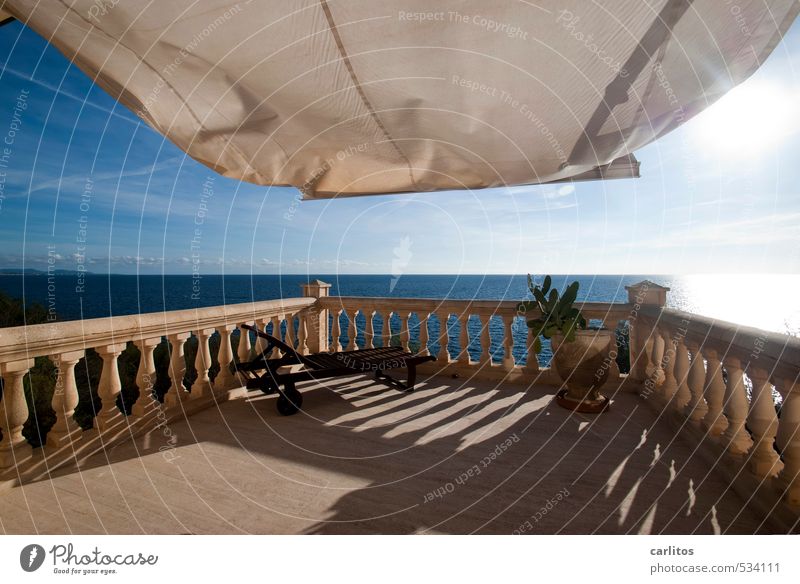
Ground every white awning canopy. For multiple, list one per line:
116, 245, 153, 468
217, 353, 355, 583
4, 1, 797, 199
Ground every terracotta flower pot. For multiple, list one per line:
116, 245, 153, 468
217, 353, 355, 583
551, 329, 615, 413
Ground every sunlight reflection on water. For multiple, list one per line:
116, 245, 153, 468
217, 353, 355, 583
665, 274, 800, 336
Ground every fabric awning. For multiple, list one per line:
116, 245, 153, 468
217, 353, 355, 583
4, 0, 797, 199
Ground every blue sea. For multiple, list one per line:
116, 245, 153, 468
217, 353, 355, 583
2, 273, 663, 321
1, 273, 798, 331
1, 273, 798, 365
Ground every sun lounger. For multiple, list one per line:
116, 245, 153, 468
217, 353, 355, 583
237, 323, 436, 415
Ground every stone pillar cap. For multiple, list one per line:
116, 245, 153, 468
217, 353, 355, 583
624, 280, 671, 292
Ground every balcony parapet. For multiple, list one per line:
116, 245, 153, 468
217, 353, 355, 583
634, 304, 800, 527
0, 296, 315, 486
317, 296, 635, 388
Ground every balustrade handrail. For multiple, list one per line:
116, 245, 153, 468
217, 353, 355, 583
320, 296, 633, 320
0, 296, 315, 363
639, 305, 800, 380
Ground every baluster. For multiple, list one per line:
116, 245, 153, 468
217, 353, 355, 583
297, 313, 309, 355
642, 333, 655, 380
47, 350, 85, 448
132, 338, 160, 418
0, 359, 34, 467
747, 368, 781, 477
502, 315, 515, 370
721, 357, 754, 455
661, 330, 678, 403
346, 310, 358, 351
214, 324, 238, 390
95, 343, 127, 430
524, 327, 540, 372
332, 310, 343, 352
191, 328, 214, 399
702, 349, 728, 435
777, 378, 800, 505
252, 318, 269, 357
400, 312, 410, 351
285, 313, 296, 349
418, 312, 430, 356
436, 312, 449, 361
648, 330, 666, 392
672, 338, 691, 410
164, 333, 190, 407
608, 325, 621, 380
364, 309, 375, 350
479, 314, 491, 365
237, 324, 252, 363
458, 314, 470, 364
684, 342, 708, 421
382, 312, 392, 349
271, 316, 283, 358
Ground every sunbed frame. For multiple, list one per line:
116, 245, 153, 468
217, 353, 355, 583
237, 323, 436, 415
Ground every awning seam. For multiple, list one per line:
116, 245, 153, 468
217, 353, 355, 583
318, 0, 420, 191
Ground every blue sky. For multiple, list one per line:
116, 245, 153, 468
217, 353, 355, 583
0, 19, 798, 276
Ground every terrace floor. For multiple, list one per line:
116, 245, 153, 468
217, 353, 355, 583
0, 374, 771, 534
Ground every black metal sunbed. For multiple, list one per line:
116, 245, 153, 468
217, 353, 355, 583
237, 323, 436, 415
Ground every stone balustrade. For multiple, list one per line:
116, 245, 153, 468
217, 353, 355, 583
0, 296, 314, 482
635, 303, 800, 526
317, 296, 633, 386
2, 277, 799, 529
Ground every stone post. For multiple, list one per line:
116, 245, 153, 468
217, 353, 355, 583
0, 359, 34, 468
47, 350, 85, 449
301, 280, 331, 354
624, 280, 670, 383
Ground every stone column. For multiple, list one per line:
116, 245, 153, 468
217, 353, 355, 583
132, 337, 161, 417
301, 279, 332, 354
457, 315, 470, 364
252, 318, 269, 357
684, 342, 708, 421
479, 315, 491, 365
270, 316, 283, 358
214, 324, 238, 390
47, 350, 85, 449
721, 356, 753, 455
672, 338, 691, 410
400, 312, 410, 351
192, 328, 215, 399
660, 330, 678, 402
418, 312, 430, 356
702, 350, 728, 436
346, 310, 358, 351
0, 359, 34, 468
777, 379, 800, 506
330, 310, 342, 352
95, 343, 127, 431
747, 368, 781, 478
524, 327, 540, 373
502, 315, 515, 370
364, 309, 376, 350
436, 312, 449, 362
164, 333, 190, 407
297, 313, 309, 355
237, 325, 252, 363
624, 280, 670, 383
382, 312, 392, 349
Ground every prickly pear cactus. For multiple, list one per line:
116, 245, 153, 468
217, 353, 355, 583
517, 275, 587, 354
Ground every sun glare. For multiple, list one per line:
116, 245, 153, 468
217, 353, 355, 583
691, 81, 799, 158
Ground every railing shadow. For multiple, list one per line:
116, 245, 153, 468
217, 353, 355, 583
12, 373, 774, 534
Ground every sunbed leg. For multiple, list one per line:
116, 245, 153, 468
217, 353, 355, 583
276, 380, 303, 416
405, 364, 417, 393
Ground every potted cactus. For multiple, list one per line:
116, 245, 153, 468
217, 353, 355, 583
518, 275, 614, 413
